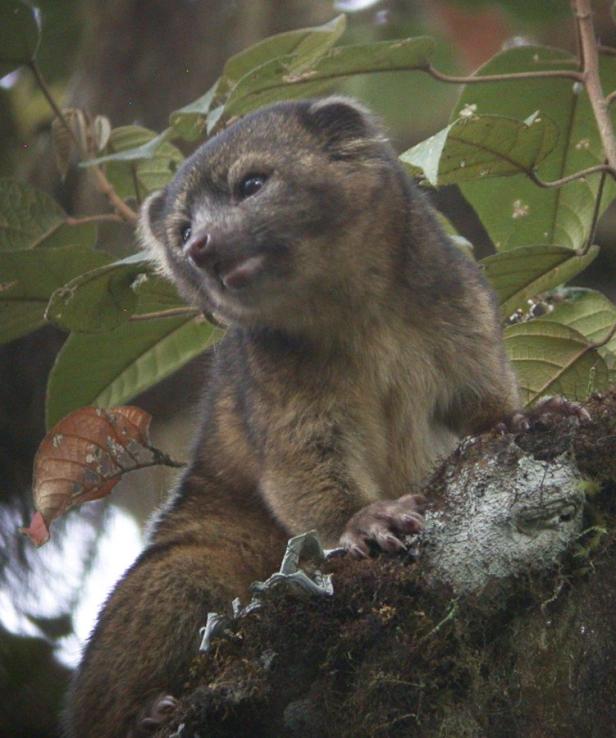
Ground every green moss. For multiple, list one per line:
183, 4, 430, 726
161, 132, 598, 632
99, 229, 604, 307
159, 389, 616, 738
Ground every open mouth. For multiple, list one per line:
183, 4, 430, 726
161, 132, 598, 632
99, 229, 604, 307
219, 254, 266, 291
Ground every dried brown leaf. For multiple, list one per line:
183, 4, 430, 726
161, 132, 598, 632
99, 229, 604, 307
20, 406, 154, 546
51, 108, 93, 177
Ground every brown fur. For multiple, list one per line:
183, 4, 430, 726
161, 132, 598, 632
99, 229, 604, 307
65, 98, 519, 737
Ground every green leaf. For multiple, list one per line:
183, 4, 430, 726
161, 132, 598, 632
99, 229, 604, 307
400, 113, 557, 187
453, 46, 616, 251
544, 288, 616, 357
0, 178, 97, 250
217, 37, 436, 127
505, 319, 608, 405
169, 84, 219, 142
101, 127, 183, 200
169, 15, 347, 140
132, 273, 186, 312
46, 315, 222, 428
0, 0, 41, 76
0, 245, 110, 344
82, 128, 174, 166
482, 244, 599, 317
45, 252, 151, 333
223, 14, 346, 89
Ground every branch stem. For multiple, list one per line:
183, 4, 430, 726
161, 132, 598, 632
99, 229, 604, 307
424, 64, 583, 85
66, 213, 124, 226
573, 0, 616, 169
91, 167, 138, 224
529, 164, 616, 188
29, 61, 80, 148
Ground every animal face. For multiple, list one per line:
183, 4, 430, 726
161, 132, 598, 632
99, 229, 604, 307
140, 98, 396, 328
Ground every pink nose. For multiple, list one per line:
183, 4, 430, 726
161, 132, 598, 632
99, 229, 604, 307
185, 233, 210, 268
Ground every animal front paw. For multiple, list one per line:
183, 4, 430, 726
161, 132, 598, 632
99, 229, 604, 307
498, 395, 591, 433
340, 494, 426, 559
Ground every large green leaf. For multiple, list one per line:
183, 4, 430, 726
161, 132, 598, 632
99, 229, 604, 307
453, 46, 616, 251
0, 0, 40, 76
543, 288, 616, 358
46, 315, 222, 427
169, 15, 347, 140
0, 245, 110, 344
102, 127, 183, 200
222, 14, 346, 91
400, 112, 557, 187
505, 319, 608, 405
481, 244, 599, 317
45, 252, 151, 333
218, 37, 436, 126
0, 178, 96, 250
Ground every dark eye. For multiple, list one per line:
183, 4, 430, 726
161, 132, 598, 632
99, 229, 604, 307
180, 224, 192, 243
238, 174, 267, 200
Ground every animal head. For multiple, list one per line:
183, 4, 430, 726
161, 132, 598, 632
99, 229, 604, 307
139, 97, 402, 329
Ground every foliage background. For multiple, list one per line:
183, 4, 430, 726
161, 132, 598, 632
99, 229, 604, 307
2, 1, 616, 737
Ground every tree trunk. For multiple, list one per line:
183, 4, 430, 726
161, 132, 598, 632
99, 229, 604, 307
152, 389, 616, 738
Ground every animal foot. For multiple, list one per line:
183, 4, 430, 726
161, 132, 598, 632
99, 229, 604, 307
498, 395, 591, 433
340, 494, 426, 559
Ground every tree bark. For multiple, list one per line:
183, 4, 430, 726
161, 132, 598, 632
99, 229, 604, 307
151, 389, 616, 738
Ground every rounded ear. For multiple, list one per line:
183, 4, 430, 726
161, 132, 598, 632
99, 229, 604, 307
138, 190, 170, 274
303, 96, 385, 161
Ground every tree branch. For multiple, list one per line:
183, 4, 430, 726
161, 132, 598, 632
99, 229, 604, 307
573, 0, 616, 169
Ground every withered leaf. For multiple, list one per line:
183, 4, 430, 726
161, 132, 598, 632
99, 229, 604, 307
21, 406, 163, 546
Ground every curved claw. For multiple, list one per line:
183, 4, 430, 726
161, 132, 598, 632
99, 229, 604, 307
340, 494, 426, 558
138, 693, 178, 733
502, 396, 591, 433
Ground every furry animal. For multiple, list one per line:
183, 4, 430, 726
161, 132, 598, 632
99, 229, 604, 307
65, 97, 519, 737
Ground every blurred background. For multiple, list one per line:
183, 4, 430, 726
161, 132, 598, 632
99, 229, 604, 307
1, 1, 615, 736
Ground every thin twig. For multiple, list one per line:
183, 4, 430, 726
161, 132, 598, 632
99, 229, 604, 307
130, 162, 143, 206
573, 0, 616, 169
420, 599, 459, 642
585, 160, 608, 253
606, 89, 616, 106
598, 44, 616, 56
424, 64, 583, 85
66, 213, 124, 226
91, 166, 139, 223
145, 444, 186, 469
29, 61, 80, 148
528, 164, 616, 189
129, 307, 199, 321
